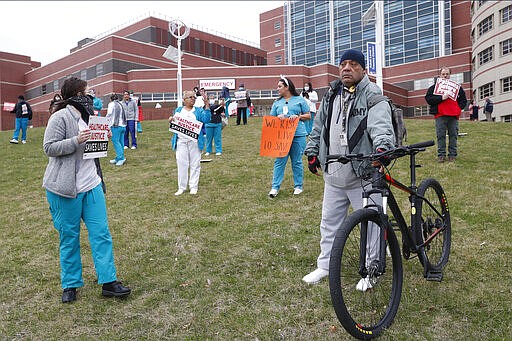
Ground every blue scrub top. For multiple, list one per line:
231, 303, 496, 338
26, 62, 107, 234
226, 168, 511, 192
269, 96, 310, 137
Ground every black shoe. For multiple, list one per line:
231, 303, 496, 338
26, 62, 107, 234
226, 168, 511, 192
62, 288, 77, 303
102, 281, 131, 297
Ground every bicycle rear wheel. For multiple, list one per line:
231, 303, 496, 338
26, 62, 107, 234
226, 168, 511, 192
329, 209, 403, 340
414, 178, 451, 270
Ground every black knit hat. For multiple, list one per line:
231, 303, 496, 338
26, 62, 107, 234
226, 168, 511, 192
339, 49, 366, 69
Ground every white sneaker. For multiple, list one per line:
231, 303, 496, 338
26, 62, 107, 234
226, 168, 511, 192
293, 187, 303, 195
190, 188, 198, 195
175, 189, 185, 196
302, 268, 329, 284
9, 139, 18, 144
21, 140, 27, 144
131, 146, 137, 150
215, 152, 222, 156
356, 277, 374, 292
204, 152, 210, 156
124, 146, 128, 150
268, 188, 278, 198
115, 159, 126, 166
110, 159, 117, 164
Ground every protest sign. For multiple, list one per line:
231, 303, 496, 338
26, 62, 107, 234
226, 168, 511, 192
170, 115, 203, 139
260, 116, 299, 158
84, 116, 109, 159
234, 91, 246, 100
433, 78, 460, 101
3, 102, 15, 112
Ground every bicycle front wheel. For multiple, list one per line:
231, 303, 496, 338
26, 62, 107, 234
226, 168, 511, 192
414, 178, 451, 270
329, 208, 403, 340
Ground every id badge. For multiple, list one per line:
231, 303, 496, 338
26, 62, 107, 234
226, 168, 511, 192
339, 132, 348, 146
283, 105, 289, 116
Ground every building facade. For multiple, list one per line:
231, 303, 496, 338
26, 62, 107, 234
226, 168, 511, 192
261, 0, 473, 118
471, 0, 512, 121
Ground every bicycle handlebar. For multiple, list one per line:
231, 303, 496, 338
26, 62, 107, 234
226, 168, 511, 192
326, 140, 435, 164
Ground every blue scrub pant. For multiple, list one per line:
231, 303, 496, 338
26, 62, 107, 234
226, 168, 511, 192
124, 120, 137, 148
111, 126, 126, 161
46, 184, 117, 289
271, 136, 306, 190
205, 123, 222, 153
13, 117, 29, 141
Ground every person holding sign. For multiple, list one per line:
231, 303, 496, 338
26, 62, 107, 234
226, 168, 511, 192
9, 95, 32, 144
267, 76, 310, 198
302, 49, 395, 285
42, 77, 131, 303
425, 67, 467, 162
169, 90, 211, 196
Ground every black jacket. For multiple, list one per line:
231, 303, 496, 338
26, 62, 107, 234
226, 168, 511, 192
11, 101, 33, 119
425, 83, 467, 115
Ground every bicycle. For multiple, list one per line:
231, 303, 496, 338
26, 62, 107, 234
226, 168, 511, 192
326, 140, 451, 340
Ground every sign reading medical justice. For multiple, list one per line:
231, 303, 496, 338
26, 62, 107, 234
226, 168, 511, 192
84, 116, 109, 159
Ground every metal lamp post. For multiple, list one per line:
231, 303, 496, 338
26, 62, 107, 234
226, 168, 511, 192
167, 19, 190, 105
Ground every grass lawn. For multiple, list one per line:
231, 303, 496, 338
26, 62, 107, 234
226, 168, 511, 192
1, 117, 511, 340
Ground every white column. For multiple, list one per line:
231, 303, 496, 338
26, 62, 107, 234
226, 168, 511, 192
329, 0, 336, 65
438, 1, 446, 57
375, 1, 385, 92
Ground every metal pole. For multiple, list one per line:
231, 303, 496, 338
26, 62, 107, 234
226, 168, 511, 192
177, 22, 183, 105
375, 1, 384, 92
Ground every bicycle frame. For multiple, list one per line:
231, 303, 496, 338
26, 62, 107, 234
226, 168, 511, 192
360, 150, 446, 275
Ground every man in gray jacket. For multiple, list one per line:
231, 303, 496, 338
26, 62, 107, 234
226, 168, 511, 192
121, 90, 139, 149
302, 49, 395, 288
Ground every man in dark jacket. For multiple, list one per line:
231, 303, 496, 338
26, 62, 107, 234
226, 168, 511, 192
10, 95, 33, 144
483, 97, 493, 122
425, 67, 467, 162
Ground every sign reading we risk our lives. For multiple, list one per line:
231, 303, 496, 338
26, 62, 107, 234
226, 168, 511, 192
170, 115, 203, 139
260, 116, 299, 158
83, 116, 109, 159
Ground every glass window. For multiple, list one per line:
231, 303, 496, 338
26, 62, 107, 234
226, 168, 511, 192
53, 80, 59, 92
275, 55, 282, 64
80, 69, 87, 80
96, 63, 103, 76
275, 38, 281, 47
478, 46, 493, 65
502, 76, 512, 93
478, 15, 493, 37
502, 5, 512, 24
501, 38, 512, 56
42, 84, 47, 95
479, 82, 494, 100
274, 21, 281, 30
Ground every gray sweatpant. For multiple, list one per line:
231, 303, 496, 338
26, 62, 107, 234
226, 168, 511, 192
317, 181, 382, 270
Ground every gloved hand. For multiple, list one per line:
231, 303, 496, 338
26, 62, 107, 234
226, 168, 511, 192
308, 155, 321, 175
373, 148, 391, 167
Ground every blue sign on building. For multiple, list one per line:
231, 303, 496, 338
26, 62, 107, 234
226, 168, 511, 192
367, 42, 376, 76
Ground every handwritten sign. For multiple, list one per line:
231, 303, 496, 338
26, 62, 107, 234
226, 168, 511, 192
260, 116, 299, 158
433, 78, 460, 101
170, 115, 203, 139
3, 102, 15, 112
84, 116, 109, 159
234, 91, 246, 100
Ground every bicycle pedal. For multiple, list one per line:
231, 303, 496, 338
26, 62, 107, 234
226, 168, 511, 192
424, 270, 443, 282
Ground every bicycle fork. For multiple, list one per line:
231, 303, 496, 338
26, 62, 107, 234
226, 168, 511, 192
359, 172, 390, 279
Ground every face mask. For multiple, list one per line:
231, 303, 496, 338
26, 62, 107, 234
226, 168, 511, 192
239, 87, 243, 91
304, 86, 309, 91
209, 100, 215, 105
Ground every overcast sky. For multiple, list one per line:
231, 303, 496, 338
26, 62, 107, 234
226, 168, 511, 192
0, 1, 283, 66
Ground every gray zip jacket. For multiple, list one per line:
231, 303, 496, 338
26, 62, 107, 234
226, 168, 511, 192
121, 98, 138, 121
42, 106, 87, 198
305, 74, 395, 178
